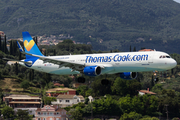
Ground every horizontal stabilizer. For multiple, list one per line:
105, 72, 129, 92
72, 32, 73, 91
17, 41, 24, 52
3, 58, 32, 64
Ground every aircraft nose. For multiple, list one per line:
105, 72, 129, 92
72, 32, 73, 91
170, 59, 177, 68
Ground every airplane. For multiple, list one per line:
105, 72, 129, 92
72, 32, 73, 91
4, 32, 177, 85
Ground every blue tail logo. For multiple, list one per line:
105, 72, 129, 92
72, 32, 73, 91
22, 32, 44, 59
22, 32, 44, 67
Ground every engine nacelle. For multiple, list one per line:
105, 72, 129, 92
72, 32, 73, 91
120, 72, 137, 80
83, 66, 101, 76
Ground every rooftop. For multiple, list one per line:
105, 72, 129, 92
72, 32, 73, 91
46, 87, 76, 93
9, 101, 41, 104
57, 95, 76, 99
139, 90, 156, 95
5, 95, 41, 100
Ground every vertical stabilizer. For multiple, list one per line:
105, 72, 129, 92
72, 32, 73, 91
22, 32, 44, 59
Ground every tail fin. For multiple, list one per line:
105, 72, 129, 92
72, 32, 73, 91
22, 32, 44, 59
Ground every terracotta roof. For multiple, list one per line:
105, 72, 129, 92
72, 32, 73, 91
46, 87, 75, 93
72, 83, 86, 88
57, 95, 76, 99
54, 83, 64, 87
139, 49, 154, 52
139, 90, 156, 95
77, 95, 85, 100
0, 31, 5, 36
9, 101, 41, 104
36, 108, 65, 112
36, 108, 41, 111
36, 105, 67, 112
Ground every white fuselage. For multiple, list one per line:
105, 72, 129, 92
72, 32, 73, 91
19, 51, 177, 75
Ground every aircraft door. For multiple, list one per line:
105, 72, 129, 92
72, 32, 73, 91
148, 53, 154, 64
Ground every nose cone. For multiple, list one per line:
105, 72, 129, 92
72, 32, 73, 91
170, 59, 177, 69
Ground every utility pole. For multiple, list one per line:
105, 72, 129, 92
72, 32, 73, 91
91, 102, 93, 120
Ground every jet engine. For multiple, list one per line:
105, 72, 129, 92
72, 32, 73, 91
83, 66, 101, 76
120, 72, 137, 80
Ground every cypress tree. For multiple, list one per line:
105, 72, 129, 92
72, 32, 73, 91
35, 36, 38, 45
151, 75, 155, 89
4, 35, 7, 54
19, 52, 22, 60
133, 47, 136, 52
31, 69, 34, 80
13, 40, 17, 56
15, 62, 18, 75
29, 70, 32, 81
0, 35, 1, 51
53, 49, 56, 56
10, 40, 13, 55
1, 41, 4, 53
130, 45, 131, 52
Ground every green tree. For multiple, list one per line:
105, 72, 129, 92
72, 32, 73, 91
1, 106, 14, 119
15, 62, 18, 75
141, 94, 159, 116
93, 96, 122, 116
0, 88, 4, 104
20, 80, 30, 91
120, 112, 142, 120
151, 75, 155, 89
158, 89, 180, 117
84, 97, 89, 104
112, 77, 128, 96
44, 96, 56, 105
0, 35, 1, 51
4, 35, 7, 54
53, 49, 56, 55
76, 85, 88, 97
119, 94, 158, 116
67, 108, 83, 120
112, 77, 141, 96
62, 39, 73, 44
139, 117, 159, 120
10, 40, 13, 55
151, 84, 163, 93
91, 78, 112, 96
16, 109, 32, 120
0, 71, 2, 79
19, 52, 22, 60
133, 47, 136, 51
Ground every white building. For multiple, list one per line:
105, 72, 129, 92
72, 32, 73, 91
51, 95, 84, 108
88, 96, 94, 103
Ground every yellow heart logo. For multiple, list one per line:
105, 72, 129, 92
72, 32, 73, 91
24, 40, 35, 51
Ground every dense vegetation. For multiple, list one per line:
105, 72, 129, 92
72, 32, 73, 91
1, 39, 180, 119
1, 0, 180, 53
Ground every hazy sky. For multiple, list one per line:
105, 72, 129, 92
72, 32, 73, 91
174, 0, 180, 3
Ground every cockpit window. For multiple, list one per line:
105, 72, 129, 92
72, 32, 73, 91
159, 55, 171, 58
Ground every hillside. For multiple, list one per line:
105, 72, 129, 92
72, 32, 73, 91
1, 0, 180, 53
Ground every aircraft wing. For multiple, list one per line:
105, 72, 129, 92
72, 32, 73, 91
22, 52, 85, 71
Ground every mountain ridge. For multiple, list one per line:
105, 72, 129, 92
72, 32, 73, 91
1, 0, 180, 53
